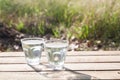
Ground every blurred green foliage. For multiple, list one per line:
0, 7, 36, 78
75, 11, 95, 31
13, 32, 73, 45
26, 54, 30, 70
0, 0, 120, 43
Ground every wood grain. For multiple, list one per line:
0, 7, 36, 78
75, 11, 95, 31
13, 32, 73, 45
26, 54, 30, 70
0, 51, 120, 79
0, 63, 120, 71
0, 72, 47, 80
0, 56, 120, 64
0, 71, 119, 79
0, 51, 120, 57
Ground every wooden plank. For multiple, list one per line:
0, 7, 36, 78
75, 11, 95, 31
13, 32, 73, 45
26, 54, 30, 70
0, 52, 24, 57
64, 63, 120, 71
66, 56, 120, 63
37, 71, 120, 79
0, 71, 92, 80
67, 51, 120, 56
0, 51, 120, 57
0, 64, 33, 72
0, 71, 119, 80
1, 56, 120, 64
0, 57, 26, 64
0, 72, 47, 80
78, 71, 120, 79
0, 63, 120, 71
0, 51, 120, 80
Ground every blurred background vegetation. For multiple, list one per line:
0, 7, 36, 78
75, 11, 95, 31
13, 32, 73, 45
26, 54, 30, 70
0, 0, 120, 51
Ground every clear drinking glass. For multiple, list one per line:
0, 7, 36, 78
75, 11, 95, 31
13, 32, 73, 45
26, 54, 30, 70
21, 38, 44, 65
45, 39, 68, 70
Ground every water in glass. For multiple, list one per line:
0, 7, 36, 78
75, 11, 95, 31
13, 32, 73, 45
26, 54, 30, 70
21, 38, 44, 65
45, 40, 68, 70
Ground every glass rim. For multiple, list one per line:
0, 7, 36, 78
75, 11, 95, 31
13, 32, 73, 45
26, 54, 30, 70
21, 37, 44, 42
45, 39, 68, 44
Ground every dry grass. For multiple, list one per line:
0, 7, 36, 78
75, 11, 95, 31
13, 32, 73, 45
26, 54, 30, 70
0, 0, 120, 43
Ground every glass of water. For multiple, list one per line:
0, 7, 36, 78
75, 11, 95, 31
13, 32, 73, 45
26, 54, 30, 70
21, 38, 44, 65
45, 39, 68, 70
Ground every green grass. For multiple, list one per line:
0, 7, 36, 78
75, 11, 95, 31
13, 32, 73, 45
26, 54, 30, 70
0, 0, 120, 43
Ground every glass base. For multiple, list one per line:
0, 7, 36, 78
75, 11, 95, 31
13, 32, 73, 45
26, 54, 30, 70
26, 58, 40, 65
50, 65, 65, 70
27, 62, 40, 65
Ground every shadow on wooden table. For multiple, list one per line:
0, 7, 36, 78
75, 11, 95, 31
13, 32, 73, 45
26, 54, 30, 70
28, 64, 98, 80
64, 67, 99, 80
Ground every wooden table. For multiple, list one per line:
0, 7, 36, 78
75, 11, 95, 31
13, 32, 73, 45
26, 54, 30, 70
0, 51, 120, 80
